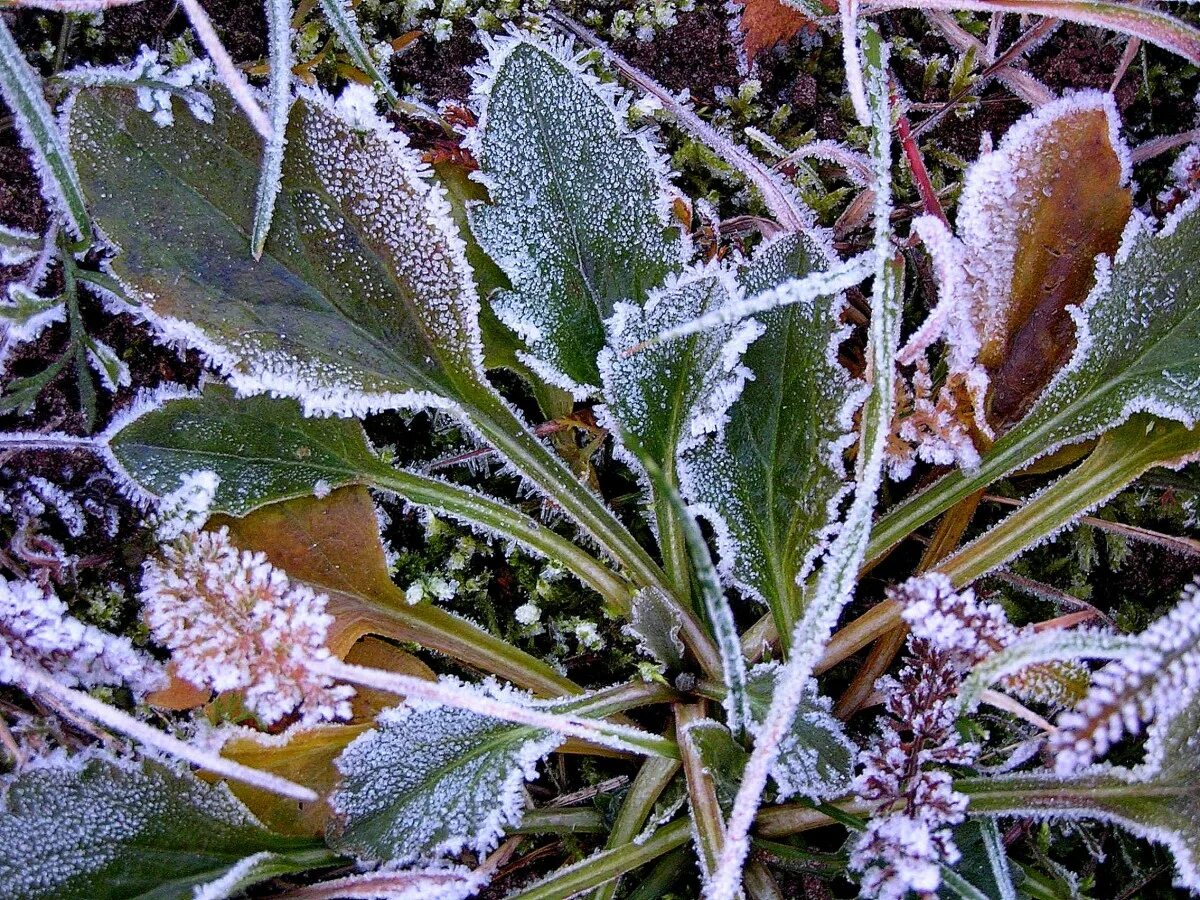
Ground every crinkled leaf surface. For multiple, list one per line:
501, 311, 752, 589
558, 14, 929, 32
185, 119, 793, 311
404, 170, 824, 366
747, 664, 856, 802
107, 385, 392, 516
681, 235, 854, 627
470, 37, 683, 392
330, 700, 561, 862
68, 89, 488, 416
0, 757, 333, 899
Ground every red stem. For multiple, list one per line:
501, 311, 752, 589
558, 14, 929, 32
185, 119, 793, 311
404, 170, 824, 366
893, 86, 950, 228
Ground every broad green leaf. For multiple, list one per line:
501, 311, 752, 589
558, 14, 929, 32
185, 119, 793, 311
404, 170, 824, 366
873, 195, 1200, 561
106, 387, 633, 613
684, 718, 750, 812
469, 35, 683, 392
68, 89, 485, 416
680, 234, 855, 636
330, 698, 561, 862
68, 58, 671, 603
107, 386, 393, 517
746, 663, 857, 802
0, 756, 335, 899
598, 264, 757, 601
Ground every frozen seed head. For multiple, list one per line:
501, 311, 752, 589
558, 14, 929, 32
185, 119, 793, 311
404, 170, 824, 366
0, 576, 163, 696
1052, 578, 1200, 774
139, 527, 353, 726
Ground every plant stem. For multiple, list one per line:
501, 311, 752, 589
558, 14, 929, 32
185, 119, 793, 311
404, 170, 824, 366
591, 755, 682, 900
505, 818, 691, 900
515, 807, 607, 835
367, 466, 634, 611
676, 702, 729, 878
468, 396, 725, 681
936, 416, 1200, 587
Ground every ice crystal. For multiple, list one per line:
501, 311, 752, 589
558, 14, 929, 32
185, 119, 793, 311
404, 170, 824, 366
149, 469, 219, 542
1052, 579, 1200, 774
0, 576, 163, 696
139, 527, 353, 726
60, 47, 213, 127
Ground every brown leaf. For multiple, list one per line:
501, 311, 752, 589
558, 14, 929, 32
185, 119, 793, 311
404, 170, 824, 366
345, 635, 435, 722
731, 0, 825, 65
222, 723, 369, 836
981, 104, 1133, 431
213, 486, 580, 697
145, 661, 211, 711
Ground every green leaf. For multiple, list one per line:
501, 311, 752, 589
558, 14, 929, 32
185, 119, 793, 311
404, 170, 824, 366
873, 197, 1200, 560
950, 820, 1021, 900
598, 264, 755, 597
628, 587, 685, 668
746, 664, 857, 803
684, 718, 749, 813
105, 386, 632, 613
0, 19, 90, 237
469, 35, 683, 392
68, 89, 485, 416
681, 233, 856, 637
68, 83, 672, 603
0, 756, 335, 900
330, 698, 562, 862
107, 385, 393, 517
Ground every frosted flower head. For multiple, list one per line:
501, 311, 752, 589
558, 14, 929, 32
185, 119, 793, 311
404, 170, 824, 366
0, 576, 163, 695
139, 528, 353, 726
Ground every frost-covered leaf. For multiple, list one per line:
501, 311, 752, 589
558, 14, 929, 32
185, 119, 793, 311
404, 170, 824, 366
68, 83, 667, 599
0, 755, 335, 899
874, 187, 1200, 559
681, 233, 855, 633
109, 388, 633, 634
250, 0, 293, 259
330, 698, 562, 862
600, 265, 755, 477
106, 385, 393, 516
469, 34, 684, 393
627, 587, 685, 668
0, 19, 90, 236
746, 663, 856, 802
67, 87, 485, 417
909, 91, 1132, 432
949, 820, 1020, 900
685, 718, 749, 812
